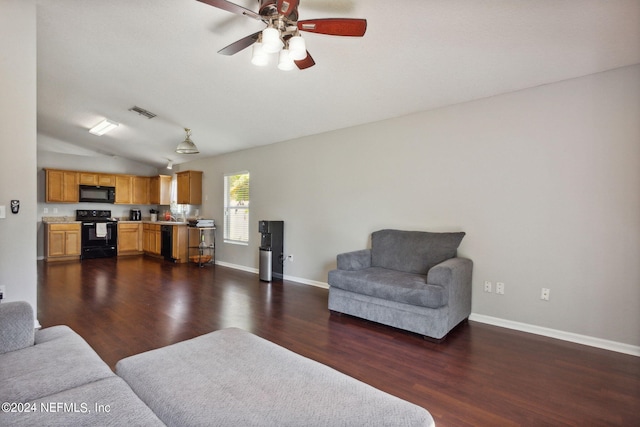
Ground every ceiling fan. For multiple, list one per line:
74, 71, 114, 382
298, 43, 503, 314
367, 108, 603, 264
197, 0, 367, 70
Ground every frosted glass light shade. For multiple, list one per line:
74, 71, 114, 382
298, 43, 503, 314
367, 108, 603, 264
277, 49, 295, 71
262, 27, 283, 53
251, 42, 268, 66
288, 36, 307, 60
89, 119, 119, 136
175, 128, 199, 154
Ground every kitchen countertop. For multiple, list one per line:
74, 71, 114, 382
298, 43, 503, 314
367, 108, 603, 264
42, 217, 188, 225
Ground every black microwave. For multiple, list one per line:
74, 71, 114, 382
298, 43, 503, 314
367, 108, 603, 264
79, 185, 116, 203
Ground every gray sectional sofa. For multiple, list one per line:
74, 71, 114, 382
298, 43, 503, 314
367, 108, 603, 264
0, 301, 434, 426
328, 229, 473, 340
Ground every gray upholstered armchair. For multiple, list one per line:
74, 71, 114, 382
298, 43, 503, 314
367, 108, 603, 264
328, 229, 472, 341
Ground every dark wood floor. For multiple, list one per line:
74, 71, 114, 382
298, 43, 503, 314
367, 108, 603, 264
37, 257, 639, 426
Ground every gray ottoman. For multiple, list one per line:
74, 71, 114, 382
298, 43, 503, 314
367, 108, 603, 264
116, 328, 434, 426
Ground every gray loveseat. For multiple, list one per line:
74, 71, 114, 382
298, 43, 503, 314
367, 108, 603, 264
1, 301, 434, 426
328, 229, 472, 340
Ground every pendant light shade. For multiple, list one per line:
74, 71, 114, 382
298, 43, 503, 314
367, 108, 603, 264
262, 27, 283, 53
175, 128, 199, 154
277, 49, 295, 71
288, 35, 307, 60
251, 42, 269, 66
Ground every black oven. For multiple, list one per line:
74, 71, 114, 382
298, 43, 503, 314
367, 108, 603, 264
76, 210, 118, 259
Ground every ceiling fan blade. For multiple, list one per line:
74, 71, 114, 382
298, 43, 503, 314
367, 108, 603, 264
217, 31, 261, 55
297, 18, 367, 37
295, 51, 315, 70
276, 0, 299, 16
197, 0, 262, 21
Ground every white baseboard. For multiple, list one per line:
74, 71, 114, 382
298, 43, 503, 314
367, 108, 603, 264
470, 313, 640, 357
214, 262, 639, 357
214, 261, 329, 289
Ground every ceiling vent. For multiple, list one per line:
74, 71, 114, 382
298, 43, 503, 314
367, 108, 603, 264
128, 106, 157, 119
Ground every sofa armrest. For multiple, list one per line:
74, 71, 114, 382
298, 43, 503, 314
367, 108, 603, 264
337, 249, 372, 271
427, 258, 473, 326
0, 301, 35, 355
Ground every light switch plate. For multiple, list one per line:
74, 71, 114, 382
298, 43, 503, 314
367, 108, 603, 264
0, 205, 6, 219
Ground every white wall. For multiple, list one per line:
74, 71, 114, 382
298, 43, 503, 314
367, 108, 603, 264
0, 0, 37, 310
35, 150, 162, 258
183, 65, 640, 348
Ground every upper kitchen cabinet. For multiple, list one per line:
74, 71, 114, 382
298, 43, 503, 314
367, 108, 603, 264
132, 176, 150, 205
176, 170, 203, 205
45, 169, 79, 203
78, 172, 116, 187
150, 175, 172, 205
115, 175, 132, 204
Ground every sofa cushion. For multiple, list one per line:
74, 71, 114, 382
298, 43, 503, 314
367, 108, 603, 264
117, 328, 434, 427
328, 267, 448, 308
371, 229, 465, 274
0, 377, 166, 427
0, 326, 114, 403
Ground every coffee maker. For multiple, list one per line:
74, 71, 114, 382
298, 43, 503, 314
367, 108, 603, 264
129, 209, 141, 221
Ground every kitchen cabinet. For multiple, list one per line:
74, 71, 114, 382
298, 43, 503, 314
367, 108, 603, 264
176, 170, 203, 205
79, 172, 116, 187
115, 175, 132, 204
118, 223, 143, 255
45, 223, 81, 261
172, 225, 188, 263
149, 175, 172, 205
45, 169, 79, 203
143, 223, 162, 256
132, 176, 150, 205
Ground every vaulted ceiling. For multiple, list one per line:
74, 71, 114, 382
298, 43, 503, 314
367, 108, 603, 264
36, 0, 640, 168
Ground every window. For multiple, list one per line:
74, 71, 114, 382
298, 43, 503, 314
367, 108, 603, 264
224, 171, 250, 244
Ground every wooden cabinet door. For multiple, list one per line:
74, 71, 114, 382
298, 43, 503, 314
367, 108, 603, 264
46, 223, 81, 259
65, 228, 81, 256
118, 223, 142, 254
150, 175, 172, 205
115, 175, 132, 204
78, 172, 99, 185
46, 170, 79, 203
48, 230, 67, 257
98, 174, 116, 186
152, 226, 162, 255
177, 171, 202, 205
132, 176, 150, 205
76, 172, 115, 187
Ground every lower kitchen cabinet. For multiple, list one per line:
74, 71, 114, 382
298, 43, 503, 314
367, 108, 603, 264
45, 223, 81, 262
143, 223, 162, 256
118, 223, 143, 255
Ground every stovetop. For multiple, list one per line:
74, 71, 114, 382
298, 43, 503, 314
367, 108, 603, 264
75, 209, 116, 222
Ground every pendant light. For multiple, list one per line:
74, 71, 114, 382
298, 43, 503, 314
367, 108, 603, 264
175, 128, 199, 154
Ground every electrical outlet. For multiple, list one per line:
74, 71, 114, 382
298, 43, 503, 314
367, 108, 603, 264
287, 254, 293, 263
484, 281, 492, 293
541, 288, 550, 301
0, 285, 5, 301
43, 207, 49, 214
496, 282, 505, 295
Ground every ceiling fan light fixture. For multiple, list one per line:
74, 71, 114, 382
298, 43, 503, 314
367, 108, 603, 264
288, 35, 306, 60
277, 49, 295, 71
89, 119, 119, 136
175, 128, 199, 154
251, 42, 269, 66
262, 27, 283, 53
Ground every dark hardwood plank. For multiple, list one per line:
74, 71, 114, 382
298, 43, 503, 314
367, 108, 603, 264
37, 257, 640, 426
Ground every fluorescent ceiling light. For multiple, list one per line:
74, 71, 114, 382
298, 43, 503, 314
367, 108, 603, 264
89, 119, 119, 136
